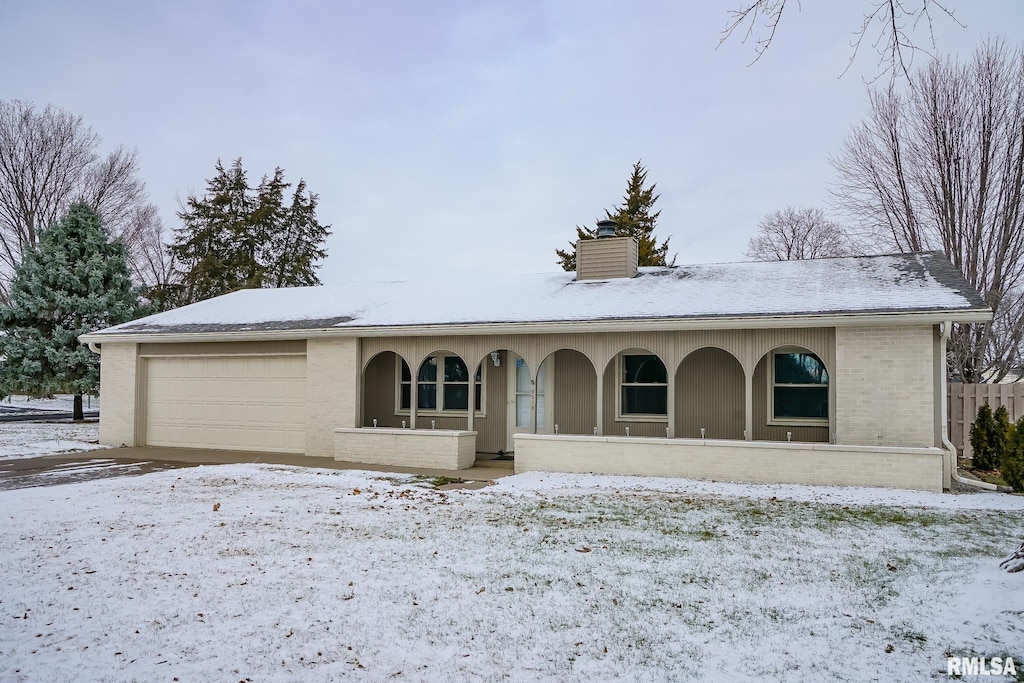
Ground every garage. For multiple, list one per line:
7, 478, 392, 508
144, 355, 307, 453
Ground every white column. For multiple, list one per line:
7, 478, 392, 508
409, 368, 417, 430
467, 366, 476, 432
666, 368, 676, 439
744, 365, 753, 441
595, 366, 604, 436
530, 365, 538, 434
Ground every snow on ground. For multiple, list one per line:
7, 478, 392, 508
0, 421, 100, 460
497, 471, 1024, 512
0, 394, 100, 412
2, 464, 1022, 682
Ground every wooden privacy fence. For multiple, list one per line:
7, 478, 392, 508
947, 383, 1024, 458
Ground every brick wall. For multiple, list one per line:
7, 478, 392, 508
334, 427, 477, 469
835, 325, 934, 448
98, 342, 139, 447
305, 338, 360, 457
514, 434, 944, 492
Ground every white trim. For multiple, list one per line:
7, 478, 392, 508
615, 352, 669, 423
767, 349, 829, 427
79, 309, 994, 344
137, 351, 307, 358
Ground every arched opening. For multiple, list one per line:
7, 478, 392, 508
675, 347, 745, 439
538, 349, 597, 435
752, 347, 830, 442
362, 350, 405, 428
603, 348, 669, 437
469, 348, 522, 454
399, 351, 479, 430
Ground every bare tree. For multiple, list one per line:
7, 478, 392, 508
745, 206, 848, 261
720, 0, 961, 79
831, 40, 1024, 382
121, 204, 177, 291
0, 100, 168, 302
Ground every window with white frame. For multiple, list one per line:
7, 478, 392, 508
619, 353, 668, 418
399, 356, 482, 413
770, 351, 828, 423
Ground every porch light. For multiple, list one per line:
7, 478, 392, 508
402, 420, 406, 429
625, 427, 630, 437
554, 424, 559, 434
373, 418, 378, 428
593, 427, 598, 435
700, 428, 706, 439
787, 431, 792, 442
490, 351, 501, 367
431, 420, 436, 429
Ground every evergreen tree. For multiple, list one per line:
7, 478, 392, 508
170, 159, 252, 304
969, 403, 996, 470
557, 161, 675, 271
1002, 417, 1024, 492
0, 203, 147, 419
267, 180, 329, 288
169, 159, 330, 305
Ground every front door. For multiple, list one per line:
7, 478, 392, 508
506, 354, 553, 452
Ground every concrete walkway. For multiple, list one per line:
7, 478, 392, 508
44, 446, 516, 482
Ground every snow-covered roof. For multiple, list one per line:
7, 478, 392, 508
90, 251, 990, 337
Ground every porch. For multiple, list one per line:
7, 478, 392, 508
340, 329, 839, 467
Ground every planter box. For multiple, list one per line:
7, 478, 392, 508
334, 427, 477, 470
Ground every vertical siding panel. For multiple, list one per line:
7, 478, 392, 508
675, 348, 744, 439
553, 350, 597, 435
362, 353, 396, 427
475, 358, 507, 453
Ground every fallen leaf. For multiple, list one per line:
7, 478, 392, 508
212, 503, 221, 512
576, 547, 591, 553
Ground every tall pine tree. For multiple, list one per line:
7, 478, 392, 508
169, 159, 330, 305
557, 161, 675, 271
0, 203, 148, 419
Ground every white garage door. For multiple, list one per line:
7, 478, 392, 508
145, 355, 306, 453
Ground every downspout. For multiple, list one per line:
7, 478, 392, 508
939, 322, 1007, 492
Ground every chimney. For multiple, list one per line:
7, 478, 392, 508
576, 219, 638, 280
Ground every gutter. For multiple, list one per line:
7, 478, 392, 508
79, 308, 994, 345
938, 321, 1012, 493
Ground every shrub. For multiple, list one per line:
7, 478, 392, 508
1002, 416, 1024, 492
970, 404, 995, 470
993, 405, 1012, 456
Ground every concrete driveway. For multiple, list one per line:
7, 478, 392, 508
0, 446, 514, 491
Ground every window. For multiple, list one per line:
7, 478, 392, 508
770, 351, 828, 423
399, 355, 482, 413
619, 353, 667, 418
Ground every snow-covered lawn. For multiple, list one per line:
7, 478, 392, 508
0, 394, 100, 412
1, 466, 1022, 682
0, 421, 100, 460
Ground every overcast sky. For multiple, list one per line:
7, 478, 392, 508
3, 1, 1023, 285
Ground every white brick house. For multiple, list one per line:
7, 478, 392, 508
81, 238, 990, 492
